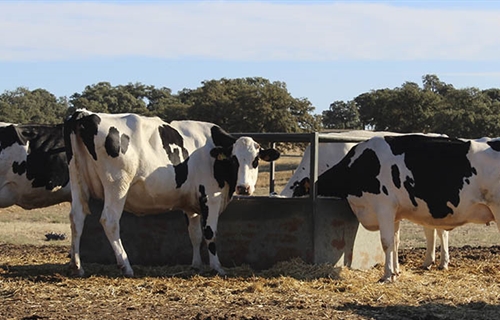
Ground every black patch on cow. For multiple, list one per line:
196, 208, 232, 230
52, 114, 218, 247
12, 161, 27, 175
292, 177, 311, 197
487, 140, 500, 151
174, 158, 189, 188
184, 214, 189, 226
211, 125, 236, 148
7, 124, 70, 190
0, 125, 26, 151
120, 134, 130, 154
212, 155, 238, 196
199, 185, 209, 228
204, 226, 214, 240
64, 111, 101, 162
404, 176, 418, 207
209, 125, 238, 196
105, 127, 121, 158
252, 156, 259, 168
385, 135, 475, 219
391, 164, 401, 189
208, 242, 217, 256
316, 146, 382, 198
158, 125, 188, 165
382, 185, 388, 195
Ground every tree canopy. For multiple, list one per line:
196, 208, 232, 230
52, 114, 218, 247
27, 77, 321, 133
0, 87, 68, 124
2, 75, 500, 138
322, 75, 500, 138
186, 77, 320, 133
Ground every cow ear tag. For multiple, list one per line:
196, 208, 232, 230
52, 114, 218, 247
217, 153, 227, 161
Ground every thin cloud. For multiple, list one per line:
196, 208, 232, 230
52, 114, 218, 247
0, 2, 499, 62
441, 72, 500, 77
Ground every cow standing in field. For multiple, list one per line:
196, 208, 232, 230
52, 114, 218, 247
0, 123, 71, 209
283, 131, 450, 270
308, 134, 500, 282
64, 110, 280, 277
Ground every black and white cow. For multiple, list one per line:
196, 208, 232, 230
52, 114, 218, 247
282, 131, 450, 270
310, 134, 499, 282
64, 110, 280, 277
0, 123, 71, 209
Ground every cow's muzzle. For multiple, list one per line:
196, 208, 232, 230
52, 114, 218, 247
236, 185, 251, 195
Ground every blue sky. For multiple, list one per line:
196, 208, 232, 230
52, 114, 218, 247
1, 1, 499, 115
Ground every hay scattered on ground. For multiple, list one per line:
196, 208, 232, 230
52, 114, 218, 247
2, 244, 500, 319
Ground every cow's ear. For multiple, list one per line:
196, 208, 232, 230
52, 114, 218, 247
259, 148, 280, 162
210, 147, 229, 161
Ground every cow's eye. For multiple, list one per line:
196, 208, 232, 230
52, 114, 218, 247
252, 156, 259, 168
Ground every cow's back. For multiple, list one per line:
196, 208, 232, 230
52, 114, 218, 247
65, 111, 217, 214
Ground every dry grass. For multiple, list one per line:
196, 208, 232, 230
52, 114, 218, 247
2, 244, 500, 319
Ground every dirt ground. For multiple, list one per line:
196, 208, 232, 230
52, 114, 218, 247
2, 243, 500, 320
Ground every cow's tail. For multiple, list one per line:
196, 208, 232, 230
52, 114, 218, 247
64, 111, 91, 215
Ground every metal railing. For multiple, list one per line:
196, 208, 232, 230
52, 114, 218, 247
231, 132, 369, 200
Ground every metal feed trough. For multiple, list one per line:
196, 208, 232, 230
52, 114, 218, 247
80, 133, 384, 270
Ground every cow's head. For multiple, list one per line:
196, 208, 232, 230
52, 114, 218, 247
210, 126, 280, 196
291, 177, 311, 197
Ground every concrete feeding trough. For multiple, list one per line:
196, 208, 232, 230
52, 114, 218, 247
80, 197, 383, 270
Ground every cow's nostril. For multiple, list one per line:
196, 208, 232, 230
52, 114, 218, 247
236, 185, 250, 195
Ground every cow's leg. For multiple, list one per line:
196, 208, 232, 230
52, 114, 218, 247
99, 196, 133, 277
69, 203, 87, 277
378, 215, 397, 282
437, 229, 450, 270
186, 212, 203, 270
393, 221, 401, 276
422, 227, 436, 270
199, 191, 225, 276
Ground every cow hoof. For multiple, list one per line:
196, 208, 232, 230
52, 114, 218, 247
120, 266, 134, 278
216, 269, 226, 277
69, 268, 85, 278
68, 262, 85, 277
378, 275, 397, 283
218, 272, 227, 278
191, 263, 203, 271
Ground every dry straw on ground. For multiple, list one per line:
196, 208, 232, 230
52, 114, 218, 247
2, 243, 500, 319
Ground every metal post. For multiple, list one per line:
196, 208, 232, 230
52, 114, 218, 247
269, 142, 276, 194
309, 132, 319, 201
309, 132, 319, 261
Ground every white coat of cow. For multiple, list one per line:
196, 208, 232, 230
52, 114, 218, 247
0, 123, 71, 209
64, 110, 280, 277
282, 131, 449, 271
314, 134, 500, 282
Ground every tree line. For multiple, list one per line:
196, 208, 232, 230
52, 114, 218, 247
323, 74, 500, 138
0, 78, 319, 134
1, 75, 499, 138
